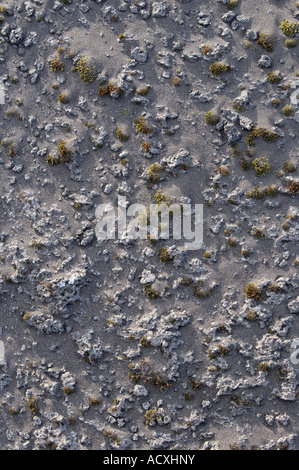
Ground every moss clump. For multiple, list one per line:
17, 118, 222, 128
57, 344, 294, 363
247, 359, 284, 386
240, 158, 252, 171
116, 128, 129, 141
257, 33, 274, 51
244, 283, 263, 300
98, 82, 123, 98
134, 116, 154, 134
88, 397, 101, 406
254, 229, 264, 238
246, 187, 266, 199
287, 181, 299, 194
140, 337, 151, 347
283, 162, 297, 174
285, 39, 297, 48
245, 126, 278, 146
148, 163, 164, 183
205, 110, 220, 125
181, 276, 193, 286
252, 157, 271, 176
271, 97, 281, 107
172, 76, 181, 86
280, 19, 299, 37
246, 310, 257, 321
50, 56, 64, 72
209, 62, 231, 76
57, 140, 72, 163
144, 283, 160, 299
202, 45, 213, 55
159, 247, 173, 263
217, 166, 230, 176
62, 387, 74, 395
266, 185, 278, 197
76, 57, 97, 83
103, 430, 120, 446
144, 408, 160, 427
225, 0, 238, 8
58, 92, 70, 104
8, 407, 20, 416
258, 362, 270, 372
267, 71, 281, 83
282, 105, 293, 116
27, 396, 40, 415
241, 249, 250, 258
193, 283, 213, 298
8, 144, 16, 158
227, 237, 237, 247
46, 154, 60, 166
154, 189, 167, 203
5, 107, 23, 121
232, 101, 245, 112
141, 141, 151, 152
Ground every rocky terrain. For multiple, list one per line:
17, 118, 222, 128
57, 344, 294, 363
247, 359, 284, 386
0, 0, 299, 450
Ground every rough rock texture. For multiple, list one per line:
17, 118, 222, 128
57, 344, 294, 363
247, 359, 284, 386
0, 0, 298, 452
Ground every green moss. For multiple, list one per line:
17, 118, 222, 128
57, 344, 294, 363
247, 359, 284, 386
271, 97, 281, 107
141, 141, 151, 152
244, 283, 263, 300
282, 105, 293, 116
144, 408, 160, 426
246, 186, 266, 199
246, 310, 257, 321
88, 397, 101, 406
240, 158, 252, 171
27, 396, 39, 415
8, 407, 20, 416
172, 76, 181, 86
225, 0, 238, 8
144, 283, 160, 299
280, 19, 299, 37
148, 163, 164, 183
57, 140, 72, 163
159, 247, 173, 263
245, 126, 278, 146
287, 181, 299, 194
267, 71, 281, 83
50, 56, 64, 72
285, 39, 297, 48
283, 161, 297, 173
193, 283, 213, 298
76, 57, 97, 83
58, 92, 70, 104
116, 128, 129, 141
134, 116, 154, 134
252, 157, 271, 176
140, 336, 151, 347
254, 229, 264, 238
202, 45, 213, 55
205, 110, 220, 125
209, 62, 231, 76
257, 33, 274, 51
258, 362, 270, 372
46, 154, 60, 165
266, 185, 278, 197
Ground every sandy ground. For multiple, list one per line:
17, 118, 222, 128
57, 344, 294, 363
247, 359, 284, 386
0, 0, 298, 450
